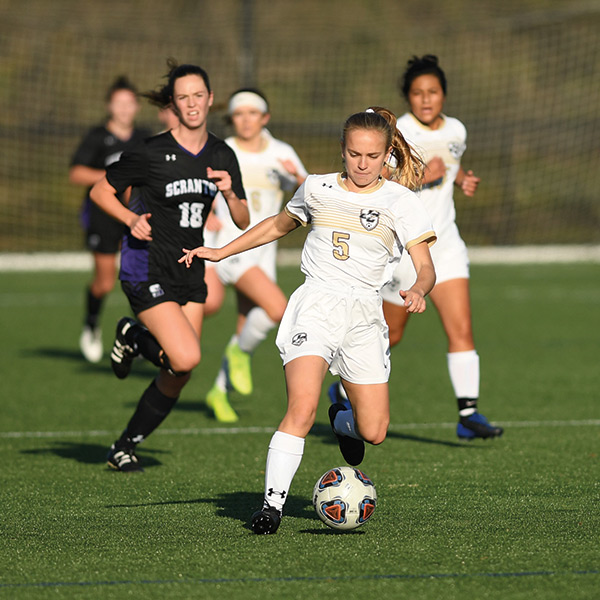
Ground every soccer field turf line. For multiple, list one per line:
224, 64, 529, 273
0, 568, 598, 591
1, 418, 599, 439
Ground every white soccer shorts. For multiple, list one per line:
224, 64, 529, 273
276, 280, 390, 384
215, 243, 277, 285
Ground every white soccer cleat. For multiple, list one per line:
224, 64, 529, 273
80, 325, 102, 363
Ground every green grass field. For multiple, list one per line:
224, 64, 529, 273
0, 263, 598, 599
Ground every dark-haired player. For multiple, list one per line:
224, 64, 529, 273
362, 55, 502, 441
70, 76, 150, 363
90, 61, 249, 471
203, 88, 307, 423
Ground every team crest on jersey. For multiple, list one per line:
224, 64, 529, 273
360, 209, 380, 231
448, 141, 466, 160
292, 332, 307, 346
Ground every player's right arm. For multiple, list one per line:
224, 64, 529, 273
68, 165, 105, 187
180, 209, 299, 267
400, 241, 436, 313
90, 177, 152, 241
422, 156, 446, 185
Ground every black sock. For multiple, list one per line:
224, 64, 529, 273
119, 380, 178, 445
124, 324, 165, 369
457, 397, 478, 417
85, 288, 103, 329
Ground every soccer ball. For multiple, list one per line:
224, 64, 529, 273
313, 466, 377, 531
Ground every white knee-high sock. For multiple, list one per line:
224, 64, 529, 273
264, 431, 305, 511
213, 335, 238, 392
447, 350, 480, 416
333, 409, 362, 440
238, 308, 276, 354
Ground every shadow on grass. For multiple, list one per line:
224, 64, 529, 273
172, 399, 214, 417
104, 490, 315, 531
20, 441, 166, 469
21, 347, 157, 379
308, 423, 482, 449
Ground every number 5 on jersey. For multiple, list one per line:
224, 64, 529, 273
332, 231, 350, 261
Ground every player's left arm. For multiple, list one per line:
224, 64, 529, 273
179, 208, 299, 267
454, 166, 480, 197
400, 241, 436, 313
206, 166, 250, 230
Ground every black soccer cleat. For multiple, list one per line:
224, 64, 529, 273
106, 442, 144, 473
329, 402, 365, 466
110, 317, 139, 379
457, 412, 504, 440
251, 505, 281, 535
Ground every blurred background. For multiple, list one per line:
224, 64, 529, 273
1, 0, 598, 253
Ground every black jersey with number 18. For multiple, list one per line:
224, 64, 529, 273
106, 131, 246, 285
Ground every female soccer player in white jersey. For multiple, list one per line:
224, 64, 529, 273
379, 55, 502, 440
90, 62, 249, 472
202, 88, 307, 423
70, 76, 150, 363
180, 110, 436, 533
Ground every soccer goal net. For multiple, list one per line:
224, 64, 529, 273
1, 1, 598, 253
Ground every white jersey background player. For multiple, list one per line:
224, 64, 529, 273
378, 54, 503, 441
203, 89, 307, 423
180, 110, 436, 534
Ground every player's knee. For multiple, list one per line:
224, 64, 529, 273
91, 278, 115, 297
448, 325, 474, 349
358, 420, 389, 446
165, 348, 201, 374
203, 293, 224, 317
388, 324, 406, 348
286, 403, 317, 431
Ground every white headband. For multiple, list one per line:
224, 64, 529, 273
228, 91, 268, 115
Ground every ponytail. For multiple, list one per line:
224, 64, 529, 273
366, 106, 424, 191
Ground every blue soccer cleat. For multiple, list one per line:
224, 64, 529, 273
457, 412, 504, 440
327, 382, 351, 410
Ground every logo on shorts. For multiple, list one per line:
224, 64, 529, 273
292, 332, 307, 346
88, 233, 101, 249
148, 283, 165, 298
360, 209, 379, 231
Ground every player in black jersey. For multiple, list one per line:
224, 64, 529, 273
70, 76, 150, 363
90, 62, 249, 472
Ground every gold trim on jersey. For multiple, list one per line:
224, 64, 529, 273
407, 112, 447, 132
309, 194, 398, 253
337, 173, 385, 194
284, 205, 308, 227
405, 231, 437, 250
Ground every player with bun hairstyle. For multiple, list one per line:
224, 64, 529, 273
201, 87, 307, 423
353, 55, 502, 440
90, 60, 249, 472
180, 110, 436, 533
70, 76, 150, 363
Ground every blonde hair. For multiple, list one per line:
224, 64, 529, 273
366, 106, 424, 191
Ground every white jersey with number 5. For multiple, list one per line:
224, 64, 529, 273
285, 173, 436, 291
